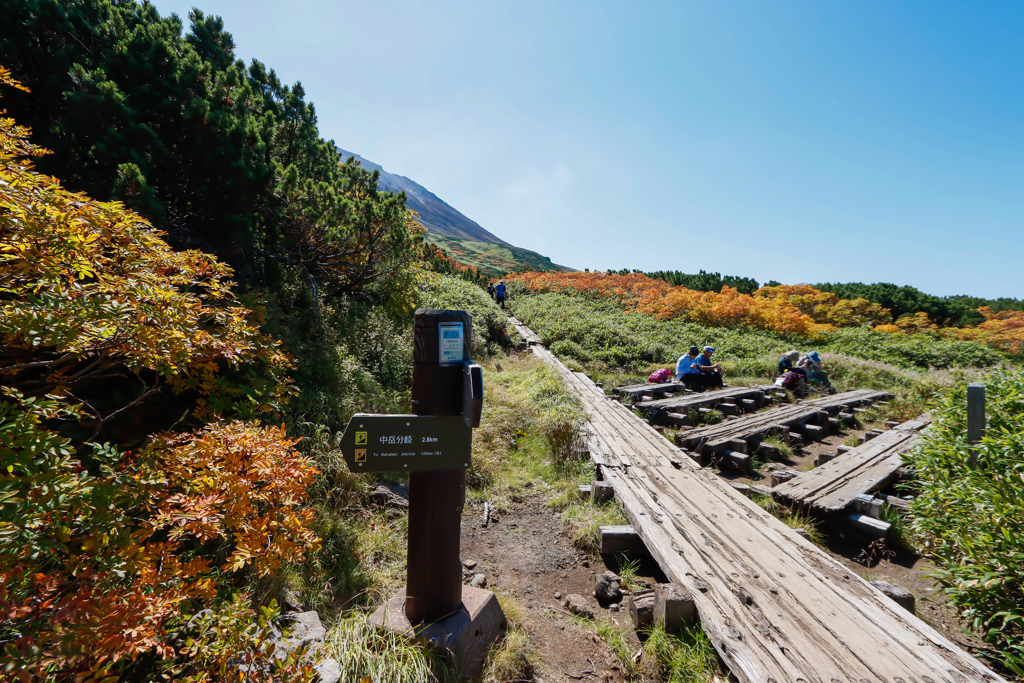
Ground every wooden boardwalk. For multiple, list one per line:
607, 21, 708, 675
773, 416, 931, 514
518, 326, 1004, 683
508, 316, 542, 345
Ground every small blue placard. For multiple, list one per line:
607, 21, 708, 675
438, 322, 464, 365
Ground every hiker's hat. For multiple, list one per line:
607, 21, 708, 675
807, 351, 822, 363
786, 350, 800, 359
703, 346, 715, 353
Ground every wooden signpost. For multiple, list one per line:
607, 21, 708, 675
342, 309, 503, 677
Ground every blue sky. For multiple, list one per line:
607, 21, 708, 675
154, 0, 1024, 298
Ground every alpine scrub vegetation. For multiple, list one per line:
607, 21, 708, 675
0, 68, 319, 681
508, 271, 1024, 356
907, 370, 1024, 675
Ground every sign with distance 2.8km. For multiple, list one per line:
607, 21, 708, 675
340, 414, 472, 473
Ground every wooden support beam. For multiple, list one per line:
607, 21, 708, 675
628, 589, 656, 628
848, 513, 890, 540
599, 525, 647, 556
718, 450, 751, 473
654, 583, 696, 631
814, 451, 836, 466
592, 481, 615, 504
578, 484, 592, 500
769, 469, 800, 487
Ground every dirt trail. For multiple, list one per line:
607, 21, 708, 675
461, 498, 644, 682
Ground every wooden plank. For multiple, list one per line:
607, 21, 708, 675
773, 416, 931, 513
517, 321, 1004, 683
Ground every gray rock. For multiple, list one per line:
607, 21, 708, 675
594, 571, 622, 602
470, 573, 487, 588
563, 594, 595, 619
463, 559, 478, 569
369, 484, 409, 509
283, 611, 327, 647
871, 580, 916, 613
315, 657, 342, 683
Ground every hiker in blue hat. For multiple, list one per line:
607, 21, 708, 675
801, 351, 836, 394
696, 346, 725, 390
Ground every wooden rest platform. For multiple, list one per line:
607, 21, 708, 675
773, 415, 931, 514
613, 380, 689, 400
675, 389, 892, 456
518, 322, 1001, 683
637, 384, 782, 420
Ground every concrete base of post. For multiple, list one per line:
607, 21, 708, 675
371, 586, 507, 679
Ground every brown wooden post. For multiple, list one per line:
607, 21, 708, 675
405, 309, 472, 623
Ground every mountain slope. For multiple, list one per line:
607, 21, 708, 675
339, 149, 572, 276
339, 149, 510, 245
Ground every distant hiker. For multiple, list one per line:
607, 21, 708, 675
495, 280, 507, 309
696, 346, 725, 390
676, 346, 704, 390
488, 282, 495, 300
801, 351, 836, 394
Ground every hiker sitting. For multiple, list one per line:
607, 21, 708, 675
675, 346, 704, 390
776, 350, 807, 395
696, 346, 725, 390
801, 351, 836, 394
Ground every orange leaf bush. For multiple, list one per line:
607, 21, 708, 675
0, 68, 318, 681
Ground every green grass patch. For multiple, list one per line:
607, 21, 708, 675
562, 502, 629, 556
639, 624, 720, 683
326, 612, 457, 682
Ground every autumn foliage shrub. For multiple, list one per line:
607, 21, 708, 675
508, 271, 1022, 358
0, 68, 319, 681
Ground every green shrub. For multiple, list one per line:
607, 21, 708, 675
907, 370, 1024, 674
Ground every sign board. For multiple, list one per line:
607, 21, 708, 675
341, 414, 472, 473
438, 322, 465, 365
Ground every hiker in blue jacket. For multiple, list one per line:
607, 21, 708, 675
696, 346, 724, 389
495, 280, 507, 309
675, 346, 704, 389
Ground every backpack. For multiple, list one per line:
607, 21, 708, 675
778, 371, 802, 390
648, 368, 672, 383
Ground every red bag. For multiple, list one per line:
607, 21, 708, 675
648, 368, 672, 383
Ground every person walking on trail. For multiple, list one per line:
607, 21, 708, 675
487, 282, 495, 300
675, 345, 704, 390
696, 346, 725, 390
495, 280, 507, 309
801, 351, 836, 394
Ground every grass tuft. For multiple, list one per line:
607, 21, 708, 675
640, 623, 721, 683
326, 612, 457, 683
561, 501, 629, 556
